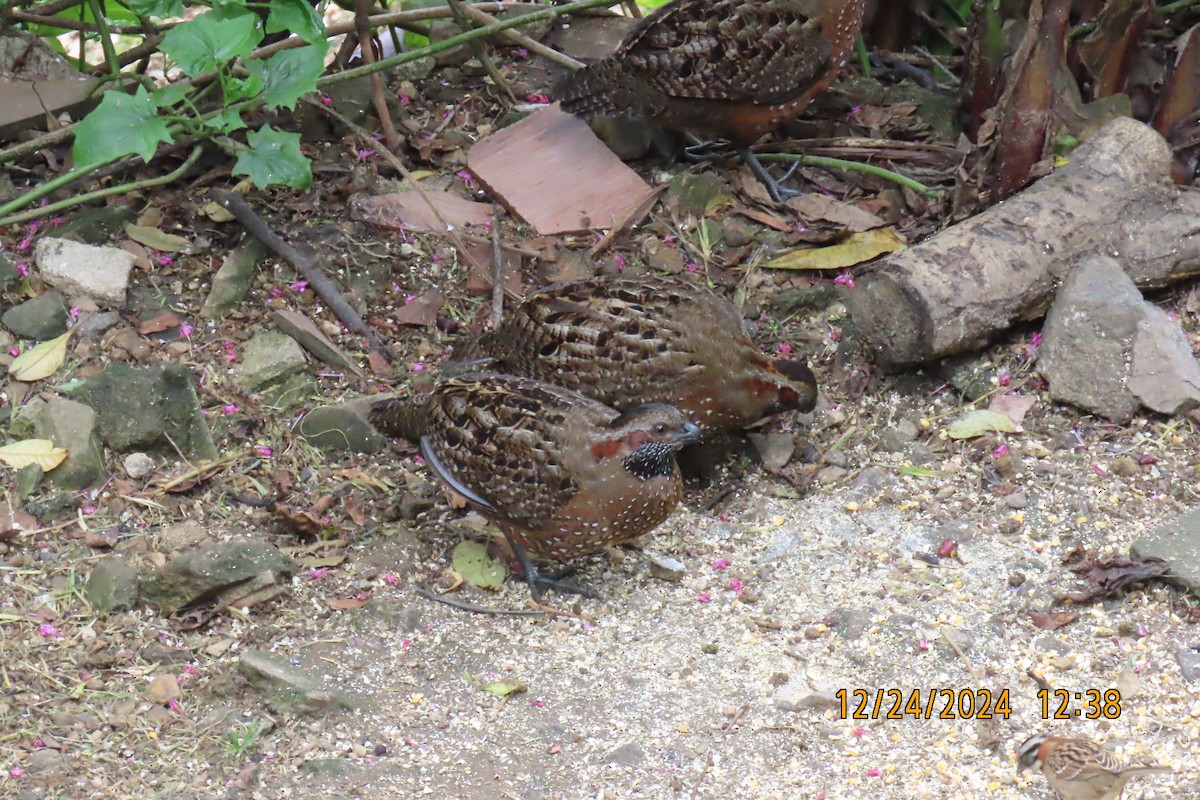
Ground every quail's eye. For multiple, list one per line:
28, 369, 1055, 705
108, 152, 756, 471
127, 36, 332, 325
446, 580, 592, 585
654, 423, 668, 435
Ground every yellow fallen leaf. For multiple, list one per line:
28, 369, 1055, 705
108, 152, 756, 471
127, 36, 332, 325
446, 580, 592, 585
0, 439, 68, 470
9, 332, 71, 382
767, 228, 906, 271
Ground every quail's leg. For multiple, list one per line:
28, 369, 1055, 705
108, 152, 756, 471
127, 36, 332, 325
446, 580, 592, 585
510, 540, 595, 600
737, 147, 805, 202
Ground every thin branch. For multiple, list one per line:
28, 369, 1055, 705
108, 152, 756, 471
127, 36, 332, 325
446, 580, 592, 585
0, 146, 206, 227
209, 188, 391, 358
447, 0, 515, 102
459, 5, 584, 70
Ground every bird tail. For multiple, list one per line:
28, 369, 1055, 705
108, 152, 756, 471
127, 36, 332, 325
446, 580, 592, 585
555, 63, 630, 118
368, 395, 433, 441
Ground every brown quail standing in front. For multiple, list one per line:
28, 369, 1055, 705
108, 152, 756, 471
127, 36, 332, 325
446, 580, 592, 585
369, 373, 701, 599
448, 276, 817, 437
555, 0, 870, 200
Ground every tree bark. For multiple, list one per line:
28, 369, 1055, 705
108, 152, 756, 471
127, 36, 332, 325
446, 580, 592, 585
845, 117, 1200, 368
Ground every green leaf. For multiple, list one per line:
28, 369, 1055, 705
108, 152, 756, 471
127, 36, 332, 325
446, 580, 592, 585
266, 0, 327, 44
151, 83, 189, 108
945, 409, 1018, 440
450, 541, 506, 591
120, 0, 184, 17
205, 106, 248, 134
483, 678, 526, 697
891, 465, 945, 478
73, 86, 172, 167
222, 73, 264, 105
232, 125, 312, 189
249, 42, 329, 111
161, 9, 261, 76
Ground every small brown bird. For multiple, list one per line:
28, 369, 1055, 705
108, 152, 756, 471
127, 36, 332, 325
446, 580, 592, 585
556, 0, 870, 200
369, 373, 701, 598
452, 276, 817, 437
1016, 734, 1172, 800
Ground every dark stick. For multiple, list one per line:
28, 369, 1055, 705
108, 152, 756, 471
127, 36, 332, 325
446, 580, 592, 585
414, 587, 547, 616
210, 188, 390, 359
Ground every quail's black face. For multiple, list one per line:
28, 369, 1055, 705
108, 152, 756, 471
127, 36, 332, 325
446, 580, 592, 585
617, 405, 702, 480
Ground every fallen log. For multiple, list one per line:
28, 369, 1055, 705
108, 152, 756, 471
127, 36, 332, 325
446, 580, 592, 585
845, 117, 1200, 368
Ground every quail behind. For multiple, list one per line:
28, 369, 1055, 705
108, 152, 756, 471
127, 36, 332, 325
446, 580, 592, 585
451, 275, 817, 437
555, 0, 870, 200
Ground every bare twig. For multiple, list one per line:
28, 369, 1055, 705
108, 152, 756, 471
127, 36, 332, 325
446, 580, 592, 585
414, 587, 547, 616
459, 5, 585, 70
490, 210, 505, 329
446, 0, 516, 102
210, 188, 390, 358
354, 0, 402, 152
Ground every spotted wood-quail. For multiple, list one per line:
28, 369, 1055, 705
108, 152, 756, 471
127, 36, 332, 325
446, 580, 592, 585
452, 276, 817, 436
555, 0, 870, 201
369, 373, 701, 598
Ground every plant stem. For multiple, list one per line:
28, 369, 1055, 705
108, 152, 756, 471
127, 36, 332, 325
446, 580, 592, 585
758, 153, 937, 196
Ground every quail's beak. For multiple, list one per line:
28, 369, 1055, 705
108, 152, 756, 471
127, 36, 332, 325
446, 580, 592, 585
677, 420, 702, 446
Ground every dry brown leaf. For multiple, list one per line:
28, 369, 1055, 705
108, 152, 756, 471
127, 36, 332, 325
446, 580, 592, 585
139, 311, 182, 335
989, 393, 1038, 425
1029, 610, 1077, 630
393, 289, 444, 327
328, 595, 370, 610
783, 194, 888, 231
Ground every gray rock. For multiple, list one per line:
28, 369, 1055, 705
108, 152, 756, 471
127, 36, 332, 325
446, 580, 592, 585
0, 253, 19, 292
1040, 255, 1200, 421
668, 172, 732, 218
2, 291, 68, 339
428, 21, 471, 66
122, 452, 154, 479
298, 399, 387, 453
85, 557, 139, 611
15, 397, 105, 489
15, 463, 42, 502
775, 681, 838, 713
1128, 308, 1200, 415
1034, 636, 1072, 656
646, 552, 687, 582
1177, 649, 1200, 682
238, 650, 355, 717
158, 520, 210, 552
1038, 256, 1144, 422
606, 742, 645, 766
77, 310, 121, 340
73, 363, 217, 459
1130, 506, 1200, 592
234, 331, 314, 408
140, 538, 297, 615
201, 238, 265, 319
23, 747, 68, 775
34, 237, 134, 304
